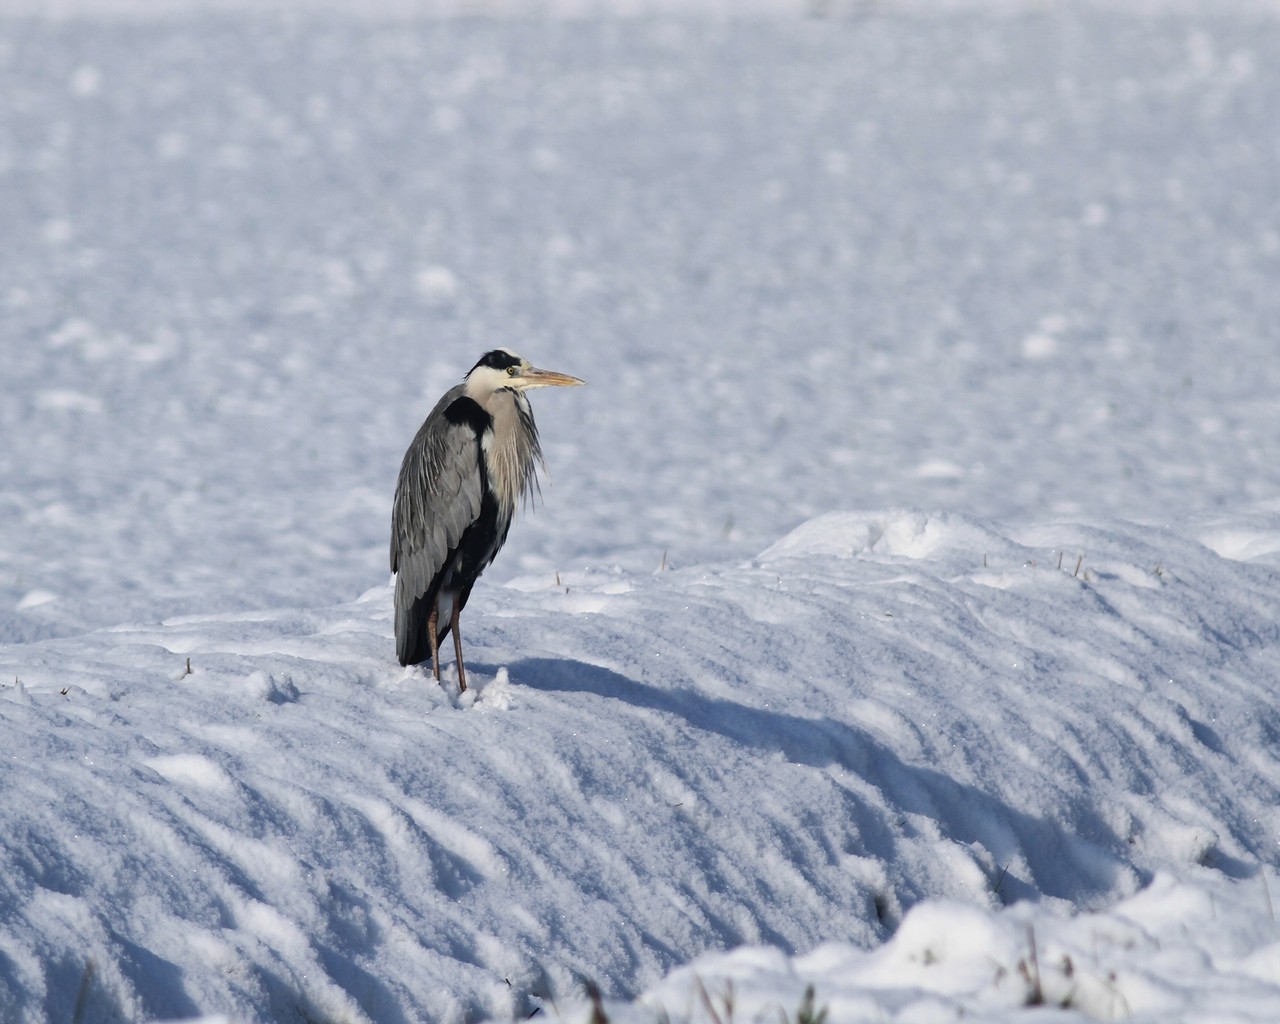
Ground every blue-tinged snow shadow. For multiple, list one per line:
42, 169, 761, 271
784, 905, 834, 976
507, 657, 1159, 907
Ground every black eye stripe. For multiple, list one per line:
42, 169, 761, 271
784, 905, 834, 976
472, 349, 522, 373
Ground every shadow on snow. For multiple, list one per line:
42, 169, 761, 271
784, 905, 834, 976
507, 656, 1169, 912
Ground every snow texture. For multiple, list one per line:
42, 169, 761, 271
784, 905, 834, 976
3, 2, 1280, 1022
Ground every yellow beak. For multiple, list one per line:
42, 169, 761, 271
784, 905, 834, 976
523, 367, 586, 389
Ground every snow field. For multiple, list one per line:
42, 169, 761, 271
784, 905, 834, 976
7, 510, 1280, 1020
4, 3, 1280, 1021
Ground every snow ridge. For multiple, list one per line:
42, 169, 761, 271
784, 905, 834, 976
5, 4, 1280, 1021
4, 511, 1280, 1021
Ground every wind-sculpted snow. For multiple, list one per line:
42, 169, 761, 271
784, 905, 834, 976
4, 511, 1280, 1021
4, 2, 1280, 1021
561, 869, 1280, 1024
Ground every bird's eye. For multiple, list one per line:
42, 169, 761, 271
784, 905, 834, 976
506, 366, 518, 376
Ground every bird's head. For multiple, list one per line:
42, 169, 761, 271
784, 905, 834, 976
466, 348, 586, 394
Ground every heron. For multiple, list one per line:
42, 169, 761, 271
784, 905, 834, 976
391, 348, 585, 690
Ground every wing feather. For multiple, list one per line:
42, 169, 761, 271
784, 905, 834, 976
390, 387, 486, 623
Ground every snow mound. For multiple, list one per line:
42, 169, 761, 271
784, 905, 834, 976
4, 3, 1280, 1020
554, 869, 1280, 1024
757, 509, 1016, 564
4, 512, 1280, 1021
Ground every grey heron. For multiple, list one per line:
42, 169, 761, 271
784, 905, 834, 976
391, 348, 585, 690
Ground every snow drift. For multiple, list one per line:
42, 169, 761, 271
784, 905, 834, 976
5, 510, 1280, 1021
4, 2, 1280, 1021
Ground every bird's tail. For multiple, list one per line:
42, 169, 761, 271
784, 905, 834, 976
396, 599, 425, 666
396, 590, 453, 667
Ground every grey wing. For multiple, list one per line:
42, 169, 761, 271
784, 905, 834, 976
391, 390, 484, 631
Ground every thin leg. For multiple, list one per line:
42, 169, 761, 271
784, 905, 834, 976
451, 603, 467, 693
427, 605, 441, 682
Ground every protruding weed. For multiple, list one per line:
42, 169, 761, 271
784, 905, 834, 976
991, 862, 1011, 900
1017, 926, 1043, 1005
694, 976, 730, 1024
794, 985, 828, 1024
71, 960, 96, 1024
582, 977, 608, 1024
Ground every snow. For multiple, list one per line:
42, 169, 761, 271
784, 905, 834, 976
587, 870, 1280, 1023
3, 1, 1280, 1022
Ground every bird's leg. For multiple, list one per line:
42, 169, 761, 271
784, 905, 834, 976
451, 602, 467, 693
427, 605, 441, 682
